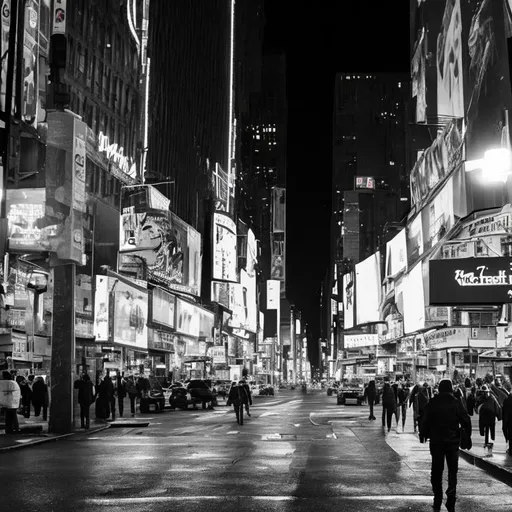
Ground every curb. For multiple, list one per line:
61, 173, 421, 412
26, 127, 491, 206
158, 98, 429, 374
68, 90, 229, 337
0, 424, 111, 453
460, 449, 512, 487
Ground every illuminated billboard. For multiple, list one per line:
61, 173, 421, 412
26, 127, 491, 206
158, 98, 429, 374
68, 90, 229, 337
212, 212, 237, 283
354, 176, 375, 190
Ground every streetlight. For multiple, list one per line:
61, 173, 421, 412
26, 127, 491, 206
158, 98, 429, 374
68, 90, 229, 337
465, 148, 512, 182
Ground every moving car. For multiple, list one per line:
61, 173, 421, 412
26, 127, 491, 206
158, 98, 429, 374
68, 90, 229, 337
337, 377, 365, 406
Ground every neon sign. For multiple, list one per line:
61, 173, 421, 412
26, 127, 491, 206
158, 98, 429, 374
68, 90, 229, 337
98, 131, 137, 179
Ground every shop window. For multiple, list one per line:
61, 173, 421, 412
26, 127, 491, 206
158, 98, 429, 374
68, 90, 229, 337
501, 237, 512, 256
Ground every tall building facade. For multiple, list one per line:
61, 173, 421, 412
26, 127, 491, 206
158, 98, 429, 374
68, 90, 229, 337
238, 51, 288, 383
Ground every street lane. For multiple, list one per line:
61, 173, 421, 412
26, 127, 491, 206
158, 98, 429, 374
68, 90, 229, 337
1, 389, 511, 512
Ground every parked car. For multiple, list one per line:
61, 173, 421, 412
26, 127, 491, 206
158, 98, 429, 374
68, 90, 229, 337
187, 379, 217, 409
337, 378, 365, 406
139, 375, 165, 413
167, 382, 192, 410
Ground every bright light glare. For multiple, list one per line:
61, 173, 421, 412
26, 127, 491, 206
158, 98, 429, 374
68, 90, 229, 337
482, 148, 512, 183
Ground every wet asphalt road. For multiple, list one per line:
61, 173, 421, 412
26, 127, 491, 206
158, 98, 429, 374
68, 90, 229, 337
1, 388, 511, 512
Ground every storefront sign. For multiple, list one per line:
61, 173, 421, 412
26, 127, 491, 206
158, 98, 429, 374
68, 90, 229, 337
150, 330, 175, 352
424, 326, 496, 350
344, 334, 379, 348
430, 257, 512, 305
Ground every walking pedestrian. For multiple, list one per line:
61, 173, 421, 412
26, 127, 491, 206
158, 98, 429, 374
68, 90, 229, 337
226, 381, 248, 425
419, 378, 472, 512
502, 390, 512, 456
0, 370, 21, 433
116, 373, 127, 418
476, 384, 502, 456
74, 374, 95, 429
239, 379, 252, 417
96, 373, 114, 420
381, 381, 396, 432
16, 375, 32, 418
364, 380, 377, 420
125, 374, 138, 417
32, 376, 49, 421
397, 380, 410, 433
410, 382, 431, 433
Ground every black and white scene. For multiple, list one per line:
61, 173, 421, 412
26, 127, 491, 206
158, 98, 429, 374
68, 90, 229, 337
2, 1, 512, 511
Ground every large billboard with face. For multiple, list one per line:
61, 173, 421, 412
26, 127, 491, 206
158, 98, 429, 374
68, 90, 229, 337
430, 256, 512, 305
119, 188, 201, 296
212, 212, 237, 283
342, 272, 355, 329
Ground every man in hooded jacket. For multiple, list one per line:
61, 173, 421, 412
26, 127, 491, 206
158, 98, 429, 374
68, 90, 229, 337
420, 378, 471, 512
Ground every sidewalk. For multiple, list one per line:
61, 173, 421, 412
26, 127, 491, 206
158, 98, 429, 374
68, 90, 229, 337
348, 404, 512, 487
0, 395, 149, 452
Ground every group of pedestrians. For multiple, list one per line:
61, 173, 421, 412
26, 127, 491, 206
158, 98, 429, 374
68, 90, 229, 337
0, 370, 49, 434
74, 371, 148, 429
363, 374, 512, 512
226, 379, 252, 425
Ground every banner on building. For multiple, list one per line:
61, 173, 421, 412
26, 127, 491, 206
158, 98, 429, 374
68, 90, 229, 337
150, 286, 175, 329
342, 272, 355, 329
45, 111, 85, 263
355, 252, 381, 325
399, 262, 425, 335
52, 0, 66, 34
93, 275, 109, 341
266, 280, 280, 310
22, 0, 39, 127
270, 232, 285, 281
175, 298, 200, 338
385, 229, 407, 279
344, 334, 378, 349
112, 276, 148, 349
406, 212, 424, 267
272, 187, 286, 233
212, 212, 237, 283
430, 256, 512, 305
424, 326, 496, 350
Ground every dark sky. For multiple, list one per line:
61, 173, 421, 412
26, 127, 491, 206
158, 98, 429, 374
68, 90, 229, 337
263, 3, 411, 345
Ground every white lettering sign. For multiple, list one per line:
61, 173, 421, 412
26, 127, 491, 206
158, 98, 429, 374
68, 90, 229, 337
98, 131, 137, 179
454, 266, 512, 286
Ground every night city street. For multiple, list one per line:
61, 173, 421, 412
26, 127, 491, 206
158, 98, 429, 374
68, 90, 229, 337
1, 389, 511, 512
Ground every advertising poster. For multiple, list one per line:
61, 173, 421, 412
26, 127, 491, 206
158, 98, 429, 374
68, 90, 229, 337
430, 256, 512, 305
406, 213, 424, 267
342, 272, 355, 329
272, 187, 286, 233
94, 275, 109, 342
22, 0, 38, 127
120, 189, 200, 295
72, 118, 86, 213
411, 27, 426, 123
151, 287, 175, 329
45, 111, 84, 263
1, 0, 10, 115
112, 279, 148, 349
175, 298, 200, 338
270, 233, 285, 281
241, 269, 257, 333
401, 262, 425, 334
462, 0, 512, 162
436, 0, 464, 118
345, 334, 379, 349
212, 212, 237, 283
421, 175, 454, 251
198, 307, 215, 339
211, 345, 226, 364
355, 252, 381, 325
409, 119, 463, 209
266, 279, 280, 310
246, 228, 257, 277
7, 188, 49, 252
52, 0, 66, 34
385, 229, 407, 279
